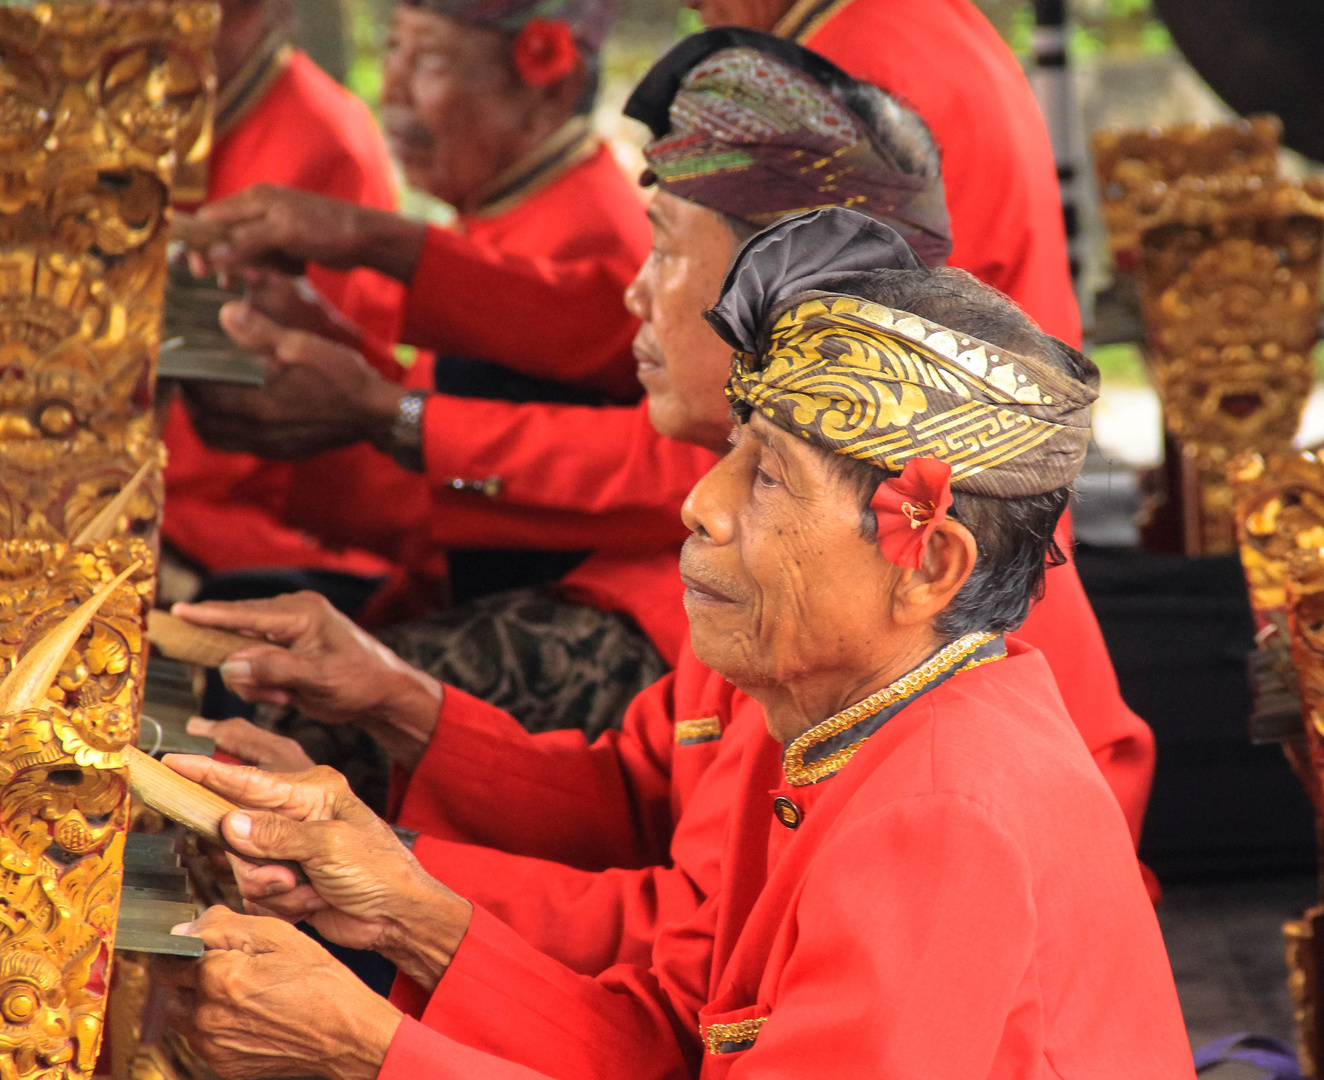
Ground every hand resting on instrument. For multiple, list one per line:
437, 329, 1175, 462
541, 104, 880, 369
156, 906, 403, 1080
171, 591, 442, 769
164, 755, 472, 994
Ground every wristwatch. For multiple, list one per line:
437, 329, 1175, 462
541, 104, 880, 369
388, 389, 429, 473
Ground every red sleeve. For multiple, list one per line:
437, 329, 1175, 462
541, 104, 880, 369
390, 906, 694, 1080
410, 840, 704, 976
403, 691, 750, 975
397, 678, 682, 872
402, 224, 639, 395
422, 396, 716, 518
1016, 528, 1156, 850
161, 496, 398, 578
381, 1017, 551, 1080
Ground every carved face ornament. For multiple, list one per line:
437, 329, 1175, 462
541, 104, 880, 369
0, 554, 145, 1080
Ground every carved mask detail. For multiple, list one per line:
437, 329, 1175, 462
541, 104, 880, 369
0, 2, 215, 544
0, 542, 150, 1080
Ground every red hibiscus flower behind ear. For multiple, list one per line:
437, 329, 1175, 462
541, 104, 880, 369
513, 19, 579, 87
869, 457, 954, 569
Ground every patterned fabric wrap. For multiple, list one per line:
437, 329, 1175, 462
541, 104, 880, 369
726, 294, 1097, 497
403, 0, 616, 52
641, 48, 952, 267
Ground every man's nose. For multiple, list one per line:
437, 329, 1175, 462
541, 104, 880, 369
682, 454, 738, 545
624, 265, 650, 321
381, 53, 411, 105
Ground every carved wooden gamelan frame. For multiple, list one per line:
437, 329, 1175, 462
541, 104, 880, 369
0, 4, 216, 1079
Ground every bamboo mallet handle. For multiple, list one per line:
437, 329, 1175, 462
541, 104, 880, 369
124, 744, 308, 884
146, 609, 267, 668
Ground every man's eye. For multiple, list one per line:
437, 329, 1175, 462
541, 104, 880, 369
755, 467, 779, 488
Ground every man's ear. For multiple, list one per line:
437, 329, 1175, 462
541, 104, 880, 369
890, 519, 978, 627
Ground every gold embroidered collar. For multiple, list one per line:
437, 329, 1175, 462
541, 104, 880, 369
782, 631, 1005, 786
470, 116, 598, 218
214, 24, 293, 139
773, 0, 859, 43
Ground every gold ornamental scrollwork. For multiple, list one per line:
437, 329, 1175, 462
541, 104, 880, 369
0, 1, 217, 545
0, 542, 153, 1080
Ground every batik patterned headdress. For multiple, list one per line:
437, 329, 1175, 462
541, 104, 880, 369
625, 29, 952, 268
707, 208, 1098, 502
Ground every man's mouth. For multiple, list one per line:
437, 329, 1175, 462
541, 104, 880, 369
382, 110, 434, 153
633, 338, 664, 378
681, 573, 734, 603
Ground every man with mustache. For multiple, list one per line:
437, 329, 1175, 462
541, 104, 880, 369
178, 3, 1109, 752
157, 210, 1192, 1080
174, 38, 1158, 998
181, 0, 677, 737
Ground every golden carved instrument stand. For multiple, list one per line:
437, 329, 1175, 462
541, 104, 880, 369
1233, 452, 1324, 1075
0, 4, 217, 1080
1094, 119, 1324, 554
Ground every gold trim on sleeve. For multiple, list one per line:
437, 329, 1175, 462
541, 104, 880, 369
704, 1016, 768, 1055
674, 716, 723, 745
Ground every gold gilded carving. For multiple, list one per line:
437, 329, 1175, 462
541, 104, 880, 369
1286, 909, 1324, 1080
0, 546, 151, 1080
1139, 182, 1324, 553
0, 1, 216, 544
1094, 118, 1324, 554
1093, 116, 1282, 266
1230, 452, 1324, 745
1283, 553, 1324, 815
1232, 453, 1324, 615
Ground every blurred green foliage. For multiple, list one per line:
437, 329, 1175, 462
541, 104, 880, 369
972, 0, 1172, 58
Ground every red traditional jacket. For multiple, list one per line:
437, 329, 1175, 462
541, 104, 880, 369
384, 640, 1192, 1080
278, 137, 655, 592
162, 48, 407, 577
400, 0, 1087, 642
395, 549, 1158, 982
785, 0, 1082, 346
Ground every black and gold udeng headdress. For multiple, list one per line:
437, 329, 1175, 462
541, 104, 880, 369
706, 208, 1098, 498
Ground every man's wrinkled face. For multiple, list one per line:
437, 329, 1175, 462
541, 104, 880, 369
680, 413, 898, 699
381, 7, 529, 205
625, 192, 741, 453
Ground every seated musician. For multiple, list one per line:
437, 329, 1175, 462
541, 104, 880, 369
159, 209, 1194, 1079
182, 0, 663, 737
178, 31, 964, 740
181, 34, 1155, 883
165, 0, 408, 596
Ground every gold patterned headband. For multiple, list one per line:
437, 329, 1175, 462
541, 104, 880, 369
725, 294, 1098, 498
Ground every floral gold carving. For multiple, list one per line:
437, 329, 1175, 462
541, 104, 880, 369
1286, 909, 1324, 1080
1230, 452, 1324, 746
1092, 116, 1282, 268
1144, 182, 1324, 553
0, 542, 152, 1080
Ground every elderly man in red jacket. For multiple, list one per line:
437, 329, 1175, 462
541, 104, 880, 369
176, 49, 1157, 1033
164, 0, 408, 586
189, 32, 1155, 862
178, 1, 1101, 742
158, 209, 1193, 1080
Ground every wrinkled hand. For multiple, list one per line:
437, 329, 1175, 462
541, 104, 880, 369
186, 717, 314, 773
161, 758, 470, 990
178, 301, 403, 461
243, 269, 368, 350
182, 184, 426, 283
156, 907, 401, 1080
169, 591, 441, 765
